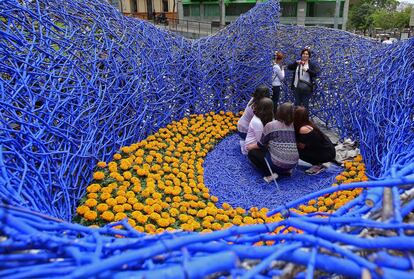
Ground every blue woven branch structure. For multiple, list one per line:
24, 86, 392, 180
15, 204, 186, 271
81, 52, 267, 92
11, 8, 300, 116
0, 0, 413, 277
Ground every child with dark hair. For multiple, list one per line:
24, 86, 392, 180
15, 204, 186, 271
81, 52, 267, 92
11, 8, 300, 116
237, 85, 270, 138
294, 106, 336, 174
248, 102, 299, 182
244, 98, 274, 154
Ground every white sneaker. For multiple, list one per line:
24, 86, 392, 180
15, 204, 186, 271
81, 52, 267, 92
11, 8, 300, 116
263, 173, 278, 183
240, 140, 247, 155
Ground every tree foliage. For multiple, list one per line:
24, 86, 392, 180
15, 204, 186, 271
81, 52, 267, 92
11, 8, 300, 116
348, 0, 411, 31
371, 7, 411, 29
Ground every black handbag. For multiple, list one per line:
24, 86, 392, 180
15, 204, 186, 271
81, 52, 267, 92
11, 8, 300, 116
296, 79, 312, 94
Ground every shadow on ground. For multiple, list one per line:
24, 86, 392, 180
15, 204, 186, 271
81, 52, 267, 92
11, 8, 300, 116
204, 133, 343, 209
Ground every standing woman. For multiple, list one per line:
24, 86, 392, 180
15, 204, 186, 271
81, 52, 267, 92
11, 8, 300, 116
287, 48, 319, 109
294, 106, 336, 174
271, 51, 285, 114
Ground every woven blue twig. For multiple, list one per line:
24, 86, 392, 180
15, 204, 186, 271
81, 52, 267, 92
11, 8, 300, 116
0, 0, 413, 277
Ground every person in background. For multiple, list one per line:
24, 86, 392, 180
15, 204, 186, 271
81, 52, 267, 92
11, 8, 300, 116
294, 106, 336, 175
287, 48, 319, 109
248, 102, 299, 182
244, 97, 274, 155
237, 85, 270, 148
152, 10, 156, 23
272, 51, 285, 114
382, 36, 393, 45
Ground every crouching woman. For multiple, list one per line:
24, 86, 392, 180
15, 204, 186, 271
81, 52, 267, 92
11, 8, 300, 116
247, 102, 299, 182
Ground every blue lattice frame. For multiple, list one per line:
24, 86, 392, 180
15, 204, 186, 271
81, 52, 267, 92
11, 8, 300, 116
0, 0, 414, 277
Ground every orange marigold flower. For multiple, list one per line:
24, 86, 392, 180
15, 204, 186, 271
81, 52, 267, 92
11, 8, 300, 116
134, 226, 144, 232
243, 216, 254, 224
211, 223, 222, 230
113, 153, 122, 160
157, 218, 170, 228
145, 224, 156, 233
114, 212, 127, 221
76, 205, 89, 215
101, 211, 114, 221
170, 208, 179, 217
113, 205, 124, 213
84, 210, 97, 221
86, 183, 101, 193
235, 207, 245, 215
318, 206, 328, 212
106, 198, 117, 206
85, 198, 98, 208
153, 203, 162, 213
97, 161, 107, 168
136, 215, 148, 224
145, 155, 154, 163
115, 196, 127, 204
210, 196, 218, 203
133, 203, 144, 211
93, 171, 105, 180
100, 192, 111, 201
127, 218, 136, 227
87, 193, 98, 199
96, 203, 109, 212
123, 203, 132, 211
196, 210, 207, 218
222, 202, 231, 210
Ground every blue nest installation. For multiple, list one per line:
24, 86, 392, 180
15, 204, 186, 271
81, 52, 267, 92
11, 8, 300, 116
0, 0, 413, 278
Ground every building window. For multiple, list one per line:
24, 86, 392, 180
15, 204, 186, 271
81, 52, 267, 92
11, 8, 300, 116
131, 0, 137, 13
184, 5, 190, 17
226, 4, 255, 16
204, 4, 219, 17
162, 0, 169, 12
307, 2, 336, 17
340, 1, 344, 17
280, 3, 297, 17
190, 5, 200, 17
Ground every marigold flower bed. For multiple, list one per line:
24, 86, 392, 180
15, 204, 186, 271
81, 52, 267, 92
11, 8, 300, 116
75, 112, 368, 234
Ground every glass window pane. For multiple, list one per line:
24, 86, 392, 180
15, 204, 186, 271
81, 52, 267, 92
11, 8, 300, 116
191, 5, 200, 17
226, 4, 255, 16
307, 2, 336, 17
204, 4, 219, 17
281, 3, 297, 17
184, 5, 190, 16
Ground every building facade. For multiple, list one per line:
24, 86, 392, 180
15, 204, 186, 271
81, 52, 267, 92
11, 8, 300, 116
181, 0, 349, 30
113, 0, 350, 30
110, 0, 178, 20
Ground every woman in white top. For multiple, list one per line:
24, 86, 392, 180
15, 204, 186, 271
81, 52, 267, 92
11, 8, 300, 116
243, 98, 274, 155
237, 85, 270, 140
272, 51, 285, 113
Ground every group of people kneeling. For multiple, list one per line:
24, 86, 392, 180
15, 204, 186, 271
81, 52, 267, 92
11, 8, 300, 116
237, 85, 336, 182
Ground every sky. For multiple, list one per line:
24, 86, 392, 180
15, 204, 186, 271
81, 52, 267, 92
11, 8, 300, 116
398, 0, 414, 4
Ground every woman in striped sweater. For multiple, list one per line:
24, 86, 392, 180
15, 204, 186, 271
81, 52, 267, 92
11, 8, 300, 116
247, 102, 299, 182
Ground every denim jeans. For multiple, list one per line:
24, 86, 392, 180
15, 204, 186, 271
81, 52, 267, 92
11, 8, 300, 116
294, 87, 312, 109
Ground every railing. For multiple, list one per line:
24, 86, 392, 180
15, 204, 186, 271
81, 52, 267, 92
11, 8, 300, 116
154, 17, 226, 38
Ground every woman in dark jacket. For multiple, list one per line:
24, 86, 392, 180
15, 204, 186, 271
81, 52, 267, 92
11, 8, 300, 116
287, 48, 319, 109
294, 106, 335, 174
